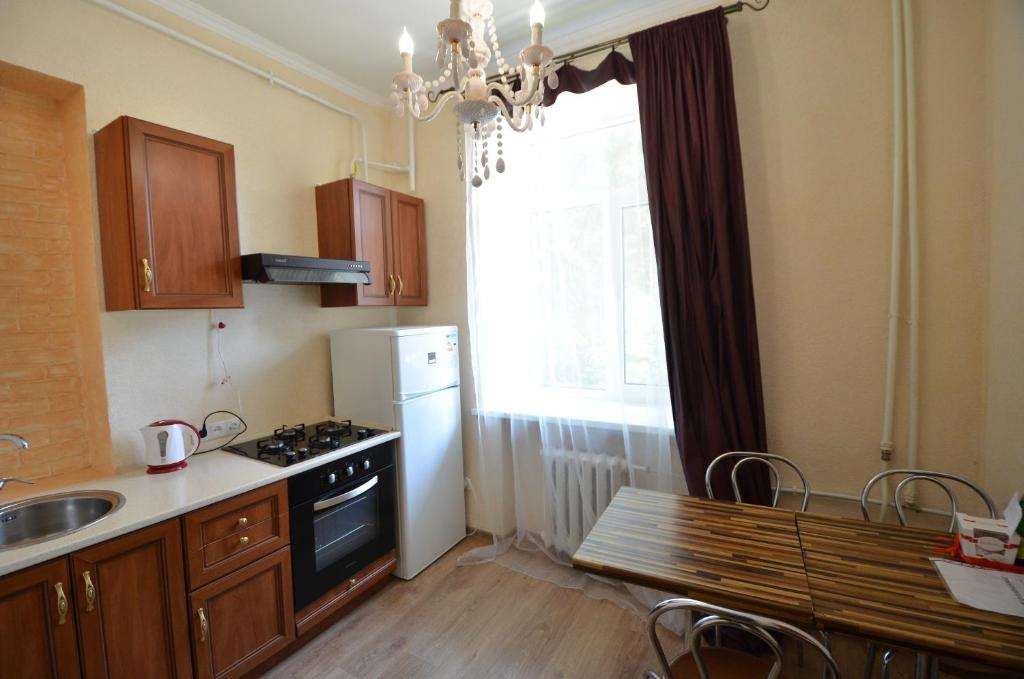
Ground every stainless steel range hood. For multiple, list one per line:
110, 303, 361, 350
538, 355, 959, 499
241, 253, 370, 285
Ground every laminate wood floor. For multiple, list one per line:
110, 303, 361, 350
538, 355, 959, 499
265, 535, 964, 679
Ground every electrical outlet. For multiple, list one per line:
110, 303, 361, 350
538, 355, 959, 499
206, 419, 243, 439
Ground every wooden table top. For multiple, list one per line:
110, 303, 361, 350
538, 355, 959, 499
796, 513, 1024, 671
571, 487, 814, 625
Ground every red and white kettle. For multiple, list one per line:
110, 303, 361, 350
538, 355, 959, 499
141, 420, 200, 474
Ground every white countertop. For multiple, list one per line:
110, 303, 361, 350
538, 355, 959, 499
0, 431, 401, 576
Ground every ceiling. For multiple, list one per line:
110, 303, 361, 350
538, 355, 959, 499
155, 0, 713, 103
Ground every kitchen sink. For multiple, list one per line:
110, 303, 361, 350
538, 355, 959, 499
0, 490, 126, 550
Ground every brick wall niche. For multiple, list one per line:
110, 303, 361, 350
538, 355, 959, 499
0, 61, 113, 482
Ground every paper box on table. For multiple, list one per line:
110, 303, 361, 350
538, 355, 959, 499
956, 512, 1021, 565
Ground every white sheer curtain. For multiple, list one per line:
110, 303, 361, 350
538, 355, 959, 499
461, 81, 686, 612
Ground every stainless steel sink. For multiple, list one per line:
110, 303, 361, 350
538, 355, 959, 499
0, 490, 126, 550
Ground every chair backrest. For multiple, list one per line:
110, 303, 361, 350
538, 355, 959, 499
646, 598, 839, 679
705, 452, 811, 511
860, 468, 997, 532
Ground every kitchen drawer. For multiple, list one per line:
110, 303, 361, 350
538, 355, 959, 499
185, 482, 287, 548
184, 482, 289, 589
294, 550, 396, 637
189, 547, 294, 679
202, 517, 279, 567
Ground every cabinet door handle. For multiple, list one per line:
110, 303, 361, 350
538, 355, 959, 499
141, 258, 154, 293
397, 275, 404, 296
55, 582, 68, 625
82, 571, 96, 612
198, 607, 208, 643
386, 274, 396, 296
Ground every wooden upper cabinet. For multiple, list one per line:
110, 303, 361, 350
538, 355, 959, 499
95, 117, 243, 310
72, 519, 193, 679
0, 558, 81, 679
316, 178, 427, 307
391, 191, 428, 306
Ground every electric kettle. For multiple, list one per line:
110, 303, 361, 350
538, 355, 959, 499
141, 420, 201, 474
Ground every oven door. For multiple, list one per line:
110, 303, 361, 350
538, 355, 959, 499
290, 465, 395, 611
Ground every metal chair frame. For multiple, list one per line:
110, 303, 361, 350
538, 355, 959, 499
859, 468, 997, 532
705, 452, 811, 511
859, 469, 997, 679
645, 598, 840, 679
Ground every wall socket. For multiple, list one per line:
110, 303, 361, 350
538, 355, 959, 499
206, 419, 243, 440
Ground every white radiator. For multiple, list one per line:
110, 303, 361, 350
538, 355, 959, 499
542, 448, 630, 556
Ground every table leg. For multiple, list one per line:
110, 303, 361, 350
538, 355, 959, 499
913, 653, 929, 679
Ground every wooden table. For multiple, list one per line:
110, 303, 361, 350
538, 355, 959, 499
796, 513, 1024, 672
572, 489, 1024, 673
571, 487, 814, 625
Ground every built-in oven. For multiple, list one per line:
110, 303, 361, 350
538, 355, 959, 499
288, 440, 396, 611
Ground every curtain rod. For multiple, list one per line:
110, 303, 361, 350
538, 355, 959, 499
549, 0, 770, 69
477, 0, 770, 88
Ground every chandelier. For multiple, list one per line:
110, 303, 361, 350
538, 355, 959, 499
389, 0, 558, 186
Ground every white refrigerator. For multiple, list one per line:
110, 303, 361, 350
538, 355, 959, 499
329, 326, 467, 579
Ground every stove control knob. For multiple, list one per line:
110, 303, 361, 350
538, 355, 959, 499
327, 472, 337, 485
362, 459, 371, 471
345, 465, 355, 477
357, 429, 369, 440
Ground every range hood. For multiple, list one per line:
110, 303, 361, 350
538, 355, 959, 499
241, 253, 370, 285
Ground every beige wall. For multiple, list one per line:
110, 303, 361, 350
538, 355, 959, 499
0, 0, 1016, 513
983, 0, 1024, 507
0, 0, 408, 471
408, 0, 1019, 529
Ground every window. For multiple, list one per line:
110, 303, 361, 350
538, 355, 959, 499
470, 80, 669, 422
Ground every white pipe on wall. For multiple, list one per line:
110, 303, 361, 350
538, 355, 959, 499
362, 115, 417, 192
901, 0, 921, 501
879, 0, 906, 517
86, 0, 416, 190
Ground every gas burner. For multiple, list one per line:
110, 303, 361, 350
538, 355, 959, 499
316, 420, 352, 437
274, 424, 306, 443
309, 434, 338, 449
257, 438, 288, 453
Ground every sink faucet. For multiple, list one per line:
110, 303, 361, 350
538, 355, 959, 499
0, 435, 33, 492
0, 434, 29, 450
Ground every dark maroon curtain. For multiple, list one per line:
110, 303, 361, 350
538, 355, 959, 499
503, 49, 635, 107
629, 8, 770, 504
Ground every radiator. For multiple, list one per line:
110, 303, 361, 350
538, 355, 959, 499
542, 448, 630, 556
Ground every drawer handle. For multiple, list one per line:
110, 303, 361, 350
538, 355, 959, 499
198, 607, 208, 643
55, 582, 68, 625
349, 578, 358, 586
82, 571, 96, 612
239, 535, 250, 547
237, 516, 248, 528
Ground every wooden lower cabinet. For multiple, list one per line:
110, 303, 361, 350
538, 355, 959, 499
72, 519, 193, 679
0, 558, 81, 679
188, 547, 294, 679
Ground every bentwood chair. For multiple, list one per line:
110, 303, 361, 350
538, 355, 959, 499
644, 598, 840, 679
705, 452, 811, 511
859, 469, 1003, 679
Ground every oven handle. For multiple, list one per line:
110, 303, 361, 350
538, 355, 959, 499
312, 475, 379, 513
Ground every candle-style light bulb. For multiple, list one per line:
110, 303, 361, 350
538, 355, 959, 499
399, 27, 415, 56
529, 0, 546, 46
529, 0, 546, 27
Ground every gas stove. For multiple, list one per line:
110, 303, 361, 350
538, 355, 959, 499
224, 419, 387, 467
